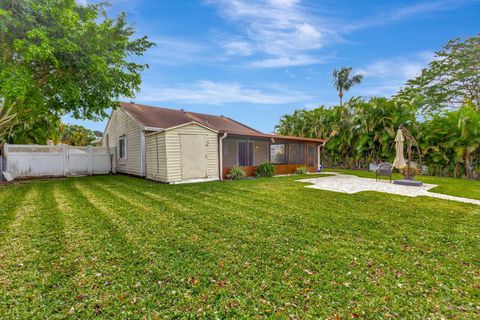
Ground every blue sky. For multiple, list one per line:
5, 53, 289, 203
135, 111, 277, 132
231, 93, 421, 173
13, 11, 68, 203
68, 0, 480, 133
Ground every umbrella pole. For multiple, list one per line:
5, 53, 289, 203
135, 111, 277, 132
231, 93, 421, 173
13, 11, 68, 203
406, 142, 412, 180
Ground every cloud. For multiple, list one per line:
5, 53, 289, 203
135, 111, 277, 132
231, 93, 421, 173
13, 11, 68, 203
138, 80, 312, 105
345, 0, 476, 31
356, 52, 433, 97
146, 37, 215, 65
358, 52, 432, 80
251, 55, 321, 68
222, 40, 254, 56
206, 0, 337, 68
389, 0, 473, 20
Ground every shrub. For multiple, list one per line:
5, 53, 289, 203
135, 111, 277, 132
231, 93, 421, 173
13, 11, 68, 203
255, 162, 275, 177
228, 166, 247, 180
295, 166, 308, 175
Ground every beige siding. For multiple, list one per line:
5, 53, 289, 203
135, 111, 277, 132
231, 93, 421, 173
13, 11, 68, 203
165, 124, 219, 182
102, 108, 144, 176
145, 132, 168, 182
146, 123, 218, 183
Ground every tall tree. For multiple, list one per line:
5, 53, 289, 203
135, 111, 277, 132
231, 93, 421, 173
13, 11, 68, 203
61, 124, 96, 146
332, 67, 363, 106
0, 0, 155, 143
0, 104, 16, 142
396, 34, 480, 113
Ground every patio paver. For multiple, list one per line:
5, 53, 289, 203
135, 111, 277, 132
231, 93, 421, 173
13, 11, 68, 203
299, 173, 480, 205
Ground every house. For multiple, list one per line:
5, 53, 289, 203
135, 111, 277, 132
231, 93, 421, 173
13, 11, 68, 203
102, 102, 326, 183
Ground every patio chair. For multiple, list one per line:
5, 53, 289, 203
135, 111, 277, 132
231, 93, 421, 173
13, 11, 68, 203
376, 162, 393, 182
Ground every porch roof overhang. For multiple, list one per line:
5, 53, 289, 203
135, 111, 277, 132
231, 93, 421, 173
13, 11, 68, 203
219, 130, 327, 144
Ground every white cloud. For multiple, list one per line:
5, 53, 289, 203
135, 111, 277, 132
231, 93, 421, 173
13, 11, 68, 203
345, 0, 475, 32
139, 80, 311, 105
222, 40, 254, 56
251, 55, 321, 68
389, 0, 473, 20
358, 52, 431, 80
146, 37, 215, 65
356, 52, 433, 97
207, 0, 337, 67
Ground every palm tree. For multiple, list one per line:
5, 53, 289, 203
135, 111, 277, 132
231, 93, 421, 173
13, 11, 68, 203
332, 67, 364, 106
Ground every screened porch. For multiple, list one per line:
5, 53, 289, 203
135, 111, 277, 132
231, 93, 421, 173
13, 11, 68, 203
221, 135, 320, 178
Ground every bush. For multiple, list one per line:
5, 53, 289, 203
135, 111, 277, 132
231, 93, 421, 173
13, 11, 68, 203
227, 166, 247, 180
295, 167, 308, 175
255, 162, 275, 177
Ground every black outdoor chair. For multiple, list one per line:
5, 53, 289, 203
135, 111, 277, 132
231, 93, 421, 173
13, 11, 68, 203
376, 162, 393, 182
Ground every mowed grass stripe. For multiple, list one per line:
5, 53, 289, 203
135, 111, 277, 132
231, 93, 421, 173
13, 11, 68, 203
74, 179, 291, 316
84, 179, 262, 284
226, 178, 477, 247
83, 178, 376, 315
0, 185, 38, 316
0, 184, 68, 318
88, 177, 282, 246
0, 185, 29, 247
96, 178, 273, 236
59, 179, 162, 318
82, 179, 208, 247
72, 178, 232, 317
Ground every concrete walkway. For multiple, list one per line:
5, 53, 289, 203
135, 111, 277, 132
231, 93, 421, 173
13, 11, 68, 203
298, 173, 480, 205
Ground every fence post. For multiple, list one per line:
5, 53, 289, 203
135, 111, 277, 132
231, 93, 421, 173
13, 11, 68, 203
63, 145, 68, 177
88, 145, 93, 175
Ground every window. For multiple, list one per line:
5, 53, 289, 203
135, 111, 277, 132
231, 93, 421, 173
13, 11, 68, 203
118, 136, 127, 160
270, 144, 287, 164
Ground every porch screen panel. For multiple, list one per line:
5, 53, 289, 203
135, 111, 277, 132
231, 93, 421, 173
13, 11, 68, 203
288, 143, 305, 164
307, 144, 316, 167
223, 138, 240, 167
252, 140, 269, 165
270, 144, 287, 164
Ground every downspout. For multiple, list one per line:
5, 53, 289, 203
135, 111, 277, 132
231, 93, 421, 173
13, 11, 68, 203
140, 131, 146, 177
317, 141, 326, 172
219, 133, 228, 180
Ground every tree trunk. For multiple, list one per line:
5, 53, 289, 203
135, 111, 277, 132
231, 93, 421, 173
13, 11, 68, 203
465, 153, 473, 179
339, 89, 343, 107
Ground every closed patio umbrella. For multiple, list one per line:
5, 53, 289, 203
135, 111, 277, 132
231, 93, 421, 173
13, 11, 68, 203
393, 129, 407, 169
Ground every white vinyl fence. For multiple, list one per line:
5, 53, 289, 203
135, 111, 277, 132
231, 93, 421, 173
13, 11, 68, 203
2, 144, 113, 179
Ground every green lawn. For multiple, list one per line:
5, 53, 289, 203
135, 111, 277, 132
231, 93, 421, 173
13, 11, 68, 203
0, 175, 479, 318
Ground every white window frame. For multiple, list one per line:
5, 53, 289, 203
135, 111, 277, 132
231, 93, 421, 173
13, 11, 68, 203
118, 136, 127, 161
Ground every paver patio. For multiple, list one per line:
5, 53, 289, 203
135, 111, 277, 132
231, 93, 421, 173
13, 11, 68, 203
299, 172, 480, 205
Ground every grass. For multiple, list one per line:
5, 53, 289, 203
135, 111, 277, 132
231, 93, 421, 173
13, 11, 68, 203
325, 168, 480, 200
0, 174, 479, 318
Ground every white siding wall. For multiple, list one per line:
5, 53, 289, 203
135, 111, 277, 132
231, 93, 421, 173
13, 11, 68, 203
165, 124, 219, 182
102, 108, 144, 176
145, 123, 219, 183
145, 132, 168, 182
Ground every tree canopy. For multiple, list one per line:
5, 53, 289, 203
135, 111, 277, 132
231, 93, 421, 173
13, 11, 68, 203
0, 0, 154, 143
396, 34, 480, 113
276, 98, 479, 178
60, 124, 96, 146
